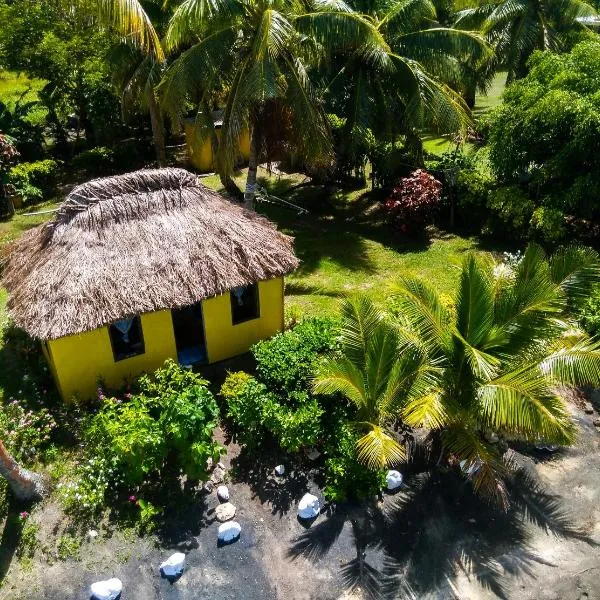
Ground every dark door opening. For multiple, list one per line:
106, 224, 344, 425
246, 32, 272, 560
171, 302, 207, 366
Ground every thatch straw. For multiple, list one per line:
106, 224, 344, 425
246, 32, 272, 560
2, 168, 299, 340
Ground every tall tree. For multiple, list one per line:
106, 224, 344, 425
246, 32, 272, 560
159, 0, 388, 209
455, 0, 597, 82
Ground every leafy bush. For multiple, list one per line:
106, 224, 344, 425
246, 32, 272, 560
9, 159, 59, 193
580, 284, 600, 337
323, 424, 386, 502
72, 146, 114, 174
371, 142, 415, 189
61, 360, 223, 516
252, 317, 340, 396
384, 169, 442, 234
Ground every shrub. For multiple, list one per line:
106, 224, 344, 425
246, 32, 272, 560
580, 284, 600, 337
529, 206, 566, 243
9, 159, 60, 196
252, 317, 340, 396
72, 146, 114, 174
383, 169, 442, 234
61, 360, 223, 516
323, 424, 386, 502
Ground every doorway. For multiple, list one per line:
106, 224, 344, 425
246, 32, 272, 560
171, 302, 207, 366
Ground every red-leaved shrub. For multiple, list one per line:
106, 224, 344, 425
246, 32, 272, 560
384, 169, 442, 234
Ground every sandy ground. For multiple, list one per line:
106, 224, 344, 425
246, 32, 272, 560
1, 401, 599, 600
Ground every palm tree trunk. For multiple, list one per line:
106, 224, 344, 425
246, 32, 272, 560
0, 440, 48, 501
244, 122, 261, 211
147, 89, 166, 166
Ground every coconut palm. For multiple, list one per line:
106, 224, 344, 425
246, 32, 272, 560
0, 440, 48, 501
325, 0, 490, 157
313, 296, 439, 469
159, 0, 394, 209
455, 0, 597, 82
96, 0, 168, 162
396, 244, 600, 508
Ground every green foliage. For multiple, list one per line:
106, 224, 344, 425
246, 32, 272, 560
16, 520, 39, 560
486, 40, 600, 235
323, 424, 386, 502
252, 318, 340, 396
56, 533, 81, 561
61, 360, 223, 517
137, 499, 161, 534
9, 159, 60, 203
580, 284, 600, 337
72, 146, 115, 174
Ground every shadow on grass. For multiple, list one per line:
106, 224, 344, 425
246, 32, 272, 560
0, 498, 27, 585
288, 468, 595, 600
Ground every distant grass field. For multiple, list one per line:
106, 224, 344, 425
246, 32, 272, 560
0, 71, 44, 105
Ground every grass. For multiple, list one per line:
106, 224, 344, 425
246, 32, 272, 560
0, 71, 44, 106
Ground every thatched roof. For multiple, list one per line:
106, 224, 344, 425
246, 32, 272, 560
2, 168, 299, 340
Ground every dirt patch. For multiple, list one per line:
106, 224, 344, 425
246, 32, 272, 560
1, 405, 600, 600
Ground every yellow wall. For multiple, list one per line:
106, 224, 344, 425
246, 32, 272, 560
45, 278, 284, 401
47, 310, 178, 401
184, 121, 251, 172
203, 278, 284, 363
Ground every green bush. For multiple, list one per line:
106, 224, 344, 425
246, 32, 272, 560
580, 284, 600, 337
221, 375, 324, 453
323, 424, 386, 502
252, 317, 340, 396
62, 360, 223, 515
9, 159, 60, 202
72, 146, 114, 174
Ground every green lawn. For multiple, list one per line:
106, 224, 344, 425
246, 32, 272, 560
0, 71, 44, 105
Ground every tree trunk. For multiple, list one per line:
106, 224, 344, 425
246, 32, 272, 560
0, 184, 14, 221
0, 440, 48, 502
244, 122, 261, 211
202, 101, 243, 201
147, 89, 166, 166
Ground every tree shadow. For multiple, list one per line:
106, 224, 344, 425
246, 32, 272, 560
0, 498, 25, 584
231, 449, 312, 517
288, 468, 595, 600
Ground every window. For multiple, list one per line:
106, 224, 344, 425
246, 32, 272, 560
109, 316, 145, 361
230, 284, 260, 324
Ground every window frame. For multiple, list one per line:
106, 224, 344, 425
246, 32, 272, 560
230, 283, 260, 325
108, 315, 146, 362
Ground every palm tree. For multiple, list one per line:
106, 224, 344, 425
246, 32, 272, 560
325, 0, 490, 159
96, 0, 168, 163
313, 296, 438, 469
455, 0, 597, 83
0, 440, 48, 501
159, 0, 390, 209
396, 244, 600, 508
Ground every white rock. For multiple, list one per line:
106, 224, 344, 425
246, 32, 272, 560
274, 465, 285, 476
217, 462, 226, 470
298, 493, 320, 520
87, 529, 99, 540
218, 521, 241, 543
216, 485, 230, 502
160, 552, 186, 578
215, 502, 236, 522
90, 578, 122, 600
386, 470, 403, 491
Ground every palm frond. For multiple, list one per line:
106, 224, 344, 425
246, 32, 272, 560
313, 356, 368, 409
402, 388, 448, 429
539, 340, 600, 387
355, 425, 406, 469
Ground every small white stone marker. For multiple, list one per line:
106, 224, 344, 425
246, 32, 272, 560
160, 552, 186, 578
386, 470, 403, 491
218, 520, 241, 543
215, 502, 236, 522
87, 529, 99, 540
297, 493, 320, 520
90, 578, 122, 600
216, 485, 230, 502
274, 464, 285, 476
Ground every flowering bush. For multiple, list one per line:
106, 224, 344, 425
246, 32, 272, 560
0, 396, 57, 462
384, 169, 442, 235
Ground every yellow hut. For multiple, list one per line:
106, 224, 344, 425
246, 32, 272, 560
2, 168, 299, 401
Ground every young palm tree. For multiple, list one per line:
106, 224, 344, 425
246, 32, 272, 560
313, 296, 439, 469
396, 244, 600, 508
158, 0, 393, 209
455, 0, 597, 82
0, 440, 48, 501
